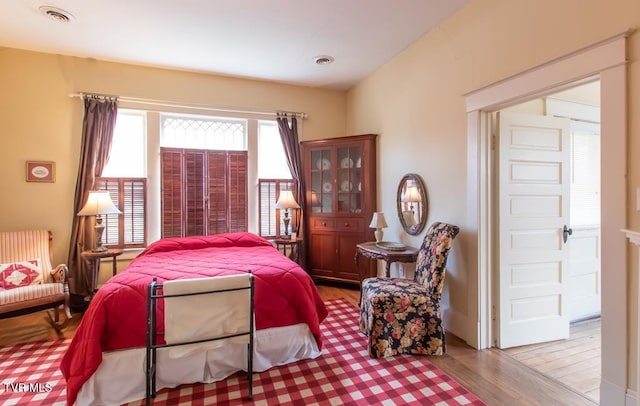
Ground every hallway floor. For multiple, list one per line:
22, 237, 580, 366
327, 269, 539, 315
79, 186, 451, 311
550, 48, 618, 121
503, 318, 601, 403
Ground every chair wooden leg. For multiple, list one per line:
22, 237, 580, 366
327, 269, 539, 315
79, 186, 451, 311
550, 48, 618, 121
64, 294, 72, 319
45, 306, 71, 333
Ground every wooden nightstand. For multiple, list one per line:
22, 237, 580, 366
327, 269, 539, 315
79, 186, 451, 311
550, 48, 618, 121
274, 237, 302, 264
80, 248, 123, 297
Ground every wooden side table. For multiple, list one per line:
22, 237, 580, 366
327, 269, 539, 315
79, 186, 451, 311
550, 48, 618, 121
80, 248, 123, 297
354, 242, 419, 278
274, 237, 302, 264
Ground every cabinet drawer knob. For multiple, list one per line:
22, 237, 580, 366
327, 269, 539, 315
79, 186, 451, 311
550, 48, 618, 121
344, 223, 349, 227
322, 222, 327, 226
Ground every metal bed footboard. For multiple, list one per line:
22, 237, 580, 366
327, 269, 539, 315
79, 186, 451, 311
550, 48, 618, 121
145, 271, 255, 404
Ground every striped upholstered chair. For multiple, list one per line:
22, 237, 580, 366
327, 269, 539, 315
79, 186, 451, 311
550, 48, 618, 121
359, 222, 460, 358
0, 230, 71, 331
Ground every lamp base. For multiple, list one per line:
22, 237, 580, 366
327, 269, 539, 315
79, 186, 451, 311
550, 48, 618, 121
374, 229, 384, 242
93, 217, 107, 252
282, 214, 291, 239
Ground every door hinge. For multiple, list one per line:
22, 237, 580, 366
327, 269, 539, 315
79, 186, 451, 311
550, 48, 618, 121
491, 305, 496, 321
491, 135, 497, 150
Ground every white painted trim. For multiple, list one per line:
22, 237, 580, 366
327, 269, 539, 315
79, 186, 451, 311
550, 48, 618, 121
443, 305, 468, 341
622, 229, 640, 245
465, 31, 629, 112
465, 32, 629, 405
623, 229, 640, 406
546, 97, 600, 124
600, 378, 630, 406
626, 389, 637, 406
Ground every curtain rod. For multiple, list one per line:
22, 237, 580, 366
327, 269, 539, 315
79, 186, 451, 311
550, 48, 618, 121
68, 92, 308, 119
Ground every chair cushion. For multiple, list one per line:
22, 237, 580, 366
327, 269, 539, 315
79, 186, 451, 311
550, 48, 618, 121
0, 283, 63, 305
0, 259, 42, 290
360, 277, 444, 357
361, 277, 439, 314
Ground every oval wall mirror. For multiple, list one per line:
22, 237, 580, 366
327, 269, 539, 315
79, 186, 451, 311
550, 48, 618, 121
396, 173, 428, 235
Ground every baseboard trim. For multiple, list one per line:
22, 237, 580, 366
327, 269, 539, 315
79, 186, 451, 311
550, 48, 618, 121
625, 389, 636, 406
601, 378, 630, 405
443, 305, 468, 344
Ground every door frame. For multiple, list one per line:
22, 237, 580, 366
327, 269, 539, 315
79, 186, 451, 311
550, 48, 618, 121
464, 32, 629, 404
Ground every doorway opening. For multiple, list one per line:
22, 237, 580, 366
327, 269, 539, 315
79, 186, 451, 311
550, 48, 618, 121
464, 32, 628, 405
494, 81, 601, 402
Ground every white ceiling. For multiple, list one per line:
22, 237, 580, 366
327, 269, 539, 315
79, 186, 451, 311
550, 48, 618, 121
0, 0, 469, 90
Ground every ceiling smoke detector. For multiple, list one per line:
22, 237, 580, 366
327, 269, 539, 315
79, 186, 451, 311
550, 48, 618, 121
39, 6, 74, 23
314, 55, 335, 66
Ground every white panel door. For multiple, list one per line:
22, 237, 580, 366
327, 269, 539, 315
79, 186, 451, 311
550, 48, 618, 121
497, 111, 571, 349
569, 225, 601, 320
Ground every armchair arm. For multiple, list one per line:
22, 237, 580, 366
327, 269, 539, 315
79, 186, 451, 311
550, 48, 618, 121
50, 264, 69, 285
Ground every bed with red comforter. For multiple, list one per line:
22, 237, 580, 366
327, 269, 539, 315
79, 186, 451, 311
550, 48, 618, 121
61, 232, 328, 405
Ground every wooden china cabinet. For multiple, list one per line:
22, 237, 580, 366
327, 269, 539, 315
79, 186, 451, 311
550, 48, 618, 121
301, 134, 377, 284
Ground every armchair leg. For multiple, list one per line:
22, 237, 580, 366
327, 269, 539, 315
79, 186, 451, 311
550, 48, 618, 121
45, 304, 72, 334
64, 295, 71, 319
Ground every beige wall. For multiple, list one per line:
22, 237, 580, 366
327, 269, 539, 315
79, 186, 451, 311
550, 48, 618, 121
346, 0, 639, 395
0, 47, 347, 265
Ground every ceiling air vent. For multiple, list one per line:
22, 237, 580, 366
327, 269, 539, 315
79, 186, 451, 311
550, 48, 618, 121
314, 55, 335, 66
39, 6, 74, 23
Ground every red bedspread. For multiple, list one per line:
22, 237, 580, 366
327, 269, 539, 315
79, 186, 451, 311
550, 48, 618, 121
61, 232, 327, 406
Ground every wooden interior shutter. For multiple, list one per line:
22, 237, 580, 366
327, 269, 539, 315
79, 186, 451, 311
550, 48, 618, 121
184, 150, 206, 236
123, 178, 146, 246
228, 151, 248, 232
206, 151, 228, 234
162, 148, 248, 238
161, 148, 184, 238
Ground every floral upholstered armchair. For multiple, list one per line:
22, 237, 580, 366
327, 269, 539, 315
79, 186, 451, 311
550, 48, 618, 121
0, 230, 71, 332
359, 222, 460, 358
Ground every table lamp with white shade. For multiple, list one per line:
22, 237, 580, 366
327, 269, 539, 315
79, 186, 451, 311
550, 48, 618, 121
275, 190, 300, 239
401, 181, 422, 212
77, 191, 121, 252
369, 212, 388, 242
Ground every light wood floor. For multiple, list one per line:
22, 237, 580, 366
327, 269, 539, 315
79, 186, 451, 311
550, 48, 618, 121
503, 318, 601, 403
0, 284, 598, 406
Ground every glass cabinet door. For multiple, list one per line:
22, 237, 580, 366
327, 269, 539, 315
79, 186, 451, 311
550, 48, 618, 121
310, 149, 333, 213
336, 145, 362, 213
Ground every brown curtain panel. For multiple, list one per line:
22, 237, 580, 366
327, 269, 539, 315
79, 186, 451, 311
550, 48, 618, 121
67, 95, 118, 299
276, 115, 307, 268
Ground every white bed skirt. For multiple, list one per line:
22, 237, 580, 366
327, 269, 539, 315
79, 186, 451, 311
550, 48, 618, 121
75, 323, 321, 406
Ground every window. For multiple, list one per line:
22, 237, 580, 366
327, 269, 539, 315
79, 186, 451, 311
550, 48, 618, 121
95, 178, 147, 248
159, 114, 249, 238
99, 110, 147, 248
102, 111, 146, 177
258, 121, 291, 179
100, 110, 299, 244
570, 127, 600, 226
259, 179, 295, 238
161, 114, 247, 150
258, 121, 294, 238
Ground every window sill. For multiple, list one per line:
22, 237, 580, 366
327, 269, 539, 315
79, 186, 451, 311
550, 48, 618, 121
112, 248, 144, 262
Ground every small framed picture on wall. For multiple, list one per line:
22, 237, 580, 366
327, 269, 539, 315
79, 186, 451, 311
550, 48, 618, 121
26, 161, 56, 182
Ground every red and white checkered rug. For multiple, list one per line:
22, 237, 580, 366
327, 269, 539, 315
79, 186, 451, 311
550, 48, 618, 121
0, 299, 486, 405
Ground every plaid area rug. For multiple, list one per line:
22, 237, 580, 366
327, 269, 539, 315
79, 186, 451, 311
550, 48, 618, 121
0, 299, 485, 405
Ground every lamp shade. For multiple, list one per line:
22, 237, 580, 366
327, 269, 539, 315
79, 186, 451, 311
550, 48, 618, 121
401, 184, 422, 203
275, 190, 300, 210
369, 212, 388, 229
78, 191, 121, 216
310, 193, 321, 206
